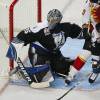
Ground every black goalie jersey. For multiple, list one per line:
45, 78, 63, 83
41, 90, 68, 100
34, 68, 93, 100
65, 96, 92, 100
7, 21, 82, 76
16, 21, 82, 51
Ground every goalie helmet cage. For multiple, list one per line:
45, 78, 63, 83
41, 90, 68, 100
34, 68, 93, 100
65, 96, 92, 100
9, 0, 42, 70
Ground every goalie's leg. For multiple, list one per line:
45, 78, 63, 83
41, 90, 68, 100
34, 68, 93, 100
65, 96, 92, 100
7, 41, 54, 88
16, 57, 54, 88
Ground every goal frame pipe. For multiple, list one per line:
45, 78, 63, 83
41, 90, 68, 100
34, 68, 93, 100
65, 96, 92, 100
9, 0, 19, 70
9, 0, 42, 70
37, 0, 42, 22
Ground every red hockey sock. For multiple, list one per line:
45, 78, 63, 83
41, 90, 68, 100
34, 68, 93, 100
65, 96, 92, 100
73, 56, 85, 71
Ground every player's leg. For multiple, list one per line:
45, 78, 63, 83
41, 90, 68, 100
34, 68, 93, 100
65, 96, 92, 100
65, 49, 91, 84
88, 41, 100, 83
88, 55, 100, 83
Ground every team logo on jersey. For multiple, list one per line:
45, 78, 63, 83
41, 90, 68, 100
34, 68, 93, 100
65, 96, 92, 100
44, 28, 51, 36
52, 31, 65, 49
24, 28, 31, 34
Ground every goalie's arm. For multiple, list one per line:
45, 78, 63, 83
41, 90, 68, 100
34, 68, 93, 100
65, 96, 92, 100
16, 28, 41, 45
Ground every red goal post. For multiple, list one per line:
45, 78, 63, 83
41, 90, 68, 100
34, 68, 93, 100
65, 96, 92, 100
9, 0, 42, 70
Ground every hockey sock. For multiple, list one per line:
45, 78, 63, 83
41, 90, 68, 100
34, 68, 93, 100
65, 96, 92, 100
65, 50, 91, 84
72, 50, 91, 71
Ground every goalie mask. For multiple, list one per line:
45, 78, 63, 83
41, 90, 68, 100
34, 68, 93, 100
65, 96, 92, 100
47, 9, 63, 29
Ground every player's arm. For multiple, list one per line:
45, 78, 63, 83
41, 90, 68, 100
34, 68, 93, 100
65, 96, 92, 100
61, 22, 82, 38
16, 27, 41, 46
69, 23, 91, 40
68, 23, 82, 38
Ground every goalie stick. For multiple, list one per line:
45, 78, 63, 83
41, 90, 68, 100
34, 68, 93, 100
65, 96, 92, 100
16, 57, 33, 84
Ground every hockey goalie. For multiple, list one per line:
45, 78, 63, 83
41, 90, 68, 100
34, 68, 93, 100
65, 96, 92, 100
6, 9, 84, 88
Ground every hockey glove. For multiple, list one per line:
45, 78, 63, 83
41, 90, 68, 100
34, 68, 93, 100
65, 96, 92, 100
78, 28, 91, 40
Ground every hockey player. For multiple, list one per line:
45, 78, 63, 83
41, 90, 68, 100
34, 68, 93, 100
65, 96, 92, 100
65, 0, 100, 84
88, 23, 100, 83
7, 9, 83, 88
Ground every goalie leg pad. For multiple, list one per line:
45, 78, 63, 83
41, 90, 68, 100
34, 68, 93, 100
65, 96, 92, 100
24, 64, 50, 75
29, 64, 54, 88
17, 61, 54, 88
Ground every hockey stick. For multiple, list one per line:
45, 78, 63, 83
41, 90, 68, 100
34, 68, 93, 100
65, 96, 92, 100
16, 57, 33, 85
57, 82, 80, 100
0, 28, 10, 94
0, 76, 9, 94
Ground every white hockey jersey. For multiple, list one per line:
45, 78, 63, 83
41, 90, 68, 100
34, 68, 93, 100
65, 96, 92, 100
82, 0, 100, 41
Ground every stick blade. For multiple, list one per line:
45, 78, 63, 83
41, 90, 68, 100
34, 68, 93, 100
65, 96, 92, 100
0, 76, 9, 94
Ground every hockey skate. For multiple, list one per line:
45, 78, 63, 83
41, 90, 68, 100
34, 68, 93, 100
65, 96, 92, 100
88, 60, 100, 83
88, 72, 99, 83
